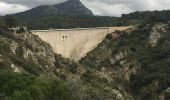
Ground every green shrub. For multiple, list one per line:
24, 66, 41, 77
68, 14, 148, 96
0, 70, 71, 100
4, 15, 17, 28
16, 27, 25, 33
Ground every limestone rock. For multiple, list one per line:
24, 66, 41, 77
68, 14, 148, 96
0, 31, 56, 74
148, 24, 167, 47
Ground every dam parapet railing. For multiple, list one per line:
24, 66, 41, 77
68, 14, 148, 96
31, 26, 133, 33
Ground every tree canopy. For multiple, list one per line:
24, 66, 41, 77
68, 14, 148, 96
4, 15, 18, 28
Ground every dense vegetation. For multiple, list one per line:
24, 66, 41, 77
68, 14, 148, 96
0, 70, 70, 100
16, 10, 170, 30
15, 14, 127, 30
113, 24, 170, 99
0, 16, 71, 100
0, 15, 18, 31
122, 10, 170, 23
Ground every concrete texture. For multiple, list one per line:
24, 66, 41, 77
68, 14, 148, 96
31, 26, 131, 61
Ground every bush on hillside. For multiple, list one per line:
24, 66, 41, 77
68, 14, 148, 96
0, 70, 71, 100
16, 27, 25, 33
4, 15, 18, 28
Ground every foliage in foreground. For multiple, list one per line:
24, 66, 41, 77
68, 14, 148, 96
0, 70, 70, 100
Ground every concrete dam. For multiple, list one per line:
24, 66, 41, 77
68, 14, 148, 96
31, 26, 131, 61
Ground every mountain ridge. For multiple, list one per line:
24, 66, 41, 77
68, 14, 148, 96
15, 0, 93, 17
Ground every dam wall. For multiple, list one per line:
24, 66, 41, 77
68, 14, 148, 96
31, 26, 131, 61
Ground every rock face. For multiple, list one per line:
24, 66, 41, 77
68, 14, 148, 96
16, 0, 93, 17
80, 23, 170, 100
148, 24, 167, 47
0, 30, 55, 74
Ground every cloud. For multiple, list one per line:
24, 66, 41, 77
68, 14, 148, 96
0, 2, 29, 15
81, 0, 170, 16
81, 0, 133, 16
81, 0, 149, 16
1, 0, 67, 7
147, 0, 170, 10
1, 0, 170, 16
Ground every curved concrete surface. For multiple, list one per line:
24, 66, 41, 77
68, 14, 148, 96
31, 26, 131, 61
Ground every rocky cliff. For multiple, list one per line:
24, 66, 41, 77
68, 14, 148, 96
0, 29, 56, 74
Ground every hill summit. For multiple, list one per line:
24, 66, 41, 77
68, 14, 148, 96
16, 0, 93, 16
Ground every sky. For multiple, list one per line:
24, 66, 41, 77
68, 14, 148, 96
0, 0, 170, 17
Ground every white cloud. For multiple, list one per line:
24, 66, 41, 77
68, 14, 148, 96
0, 2, 29, 15
2, 0, 67, 7
81, 0, 133, 16
147, 0, 170, 11
81, 0, 170, 16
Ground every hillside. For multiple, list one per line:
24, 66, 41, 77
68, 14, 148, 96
0, 28, 133, 100
15, 0, 93, 17
15, 15, 125, 30
13, 0, 113, 30
10, 0, 127, 30
122, 10, 170, 24
80, 23, 170, 100
0, 10, 170, 100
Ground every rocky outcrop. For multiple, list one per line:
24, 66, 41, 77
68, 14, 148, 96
0, 30, 55, 74
148, 24, 167, 47
159, 87, 170, 100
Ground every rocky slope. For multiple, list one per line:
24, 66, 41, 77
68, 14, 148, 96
0, 28, 132, 100
0, 23, 170, 100
80, 23, 170, 100
0, 29, 55, 75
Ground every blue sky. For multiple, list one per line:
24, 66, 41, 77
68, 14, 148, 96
0, 0, 170, 16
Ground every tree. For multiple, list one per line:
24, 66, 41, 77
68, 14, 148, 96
0, 18, 6, 34
16, 27, 25, 33
4, 15, 17, 28
4, 91, 33, 100
0, 18, 5, 28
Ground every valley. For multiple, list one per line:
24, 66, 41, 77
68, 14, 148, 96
0, 0, 170, 100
